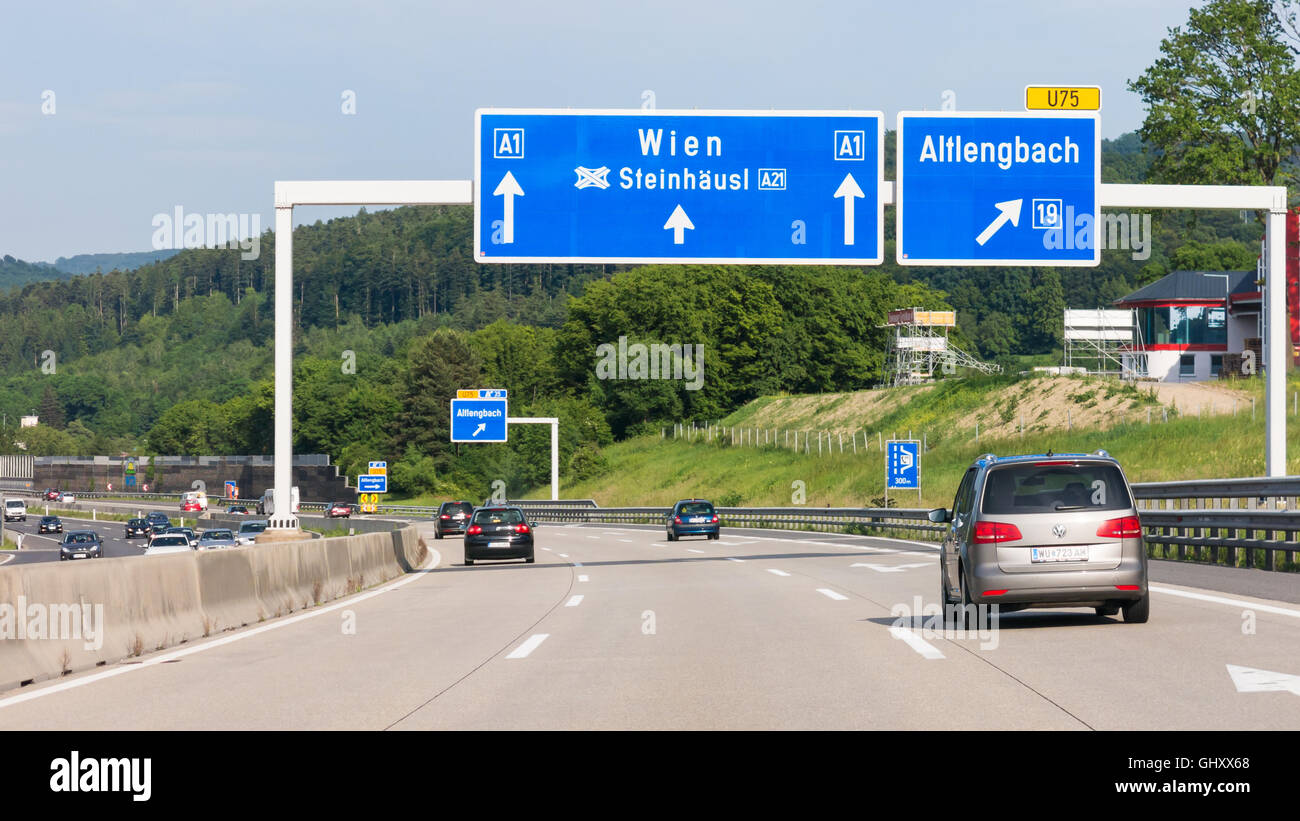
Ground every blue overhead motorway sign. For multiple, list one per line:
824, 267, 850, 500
475, 109, 884, 265
896, 111, 1100, 266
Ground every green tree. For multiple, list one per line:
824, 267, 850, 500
36, 384, 65, 429
1129, 0, 1300, 189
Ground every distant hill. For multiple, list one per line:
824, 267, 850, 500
0, 255, 73, 291
47, 249, 181, 275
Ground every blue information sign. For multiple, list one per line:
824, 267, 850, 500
886, 441, 921, 490
475, 109, 883, 265
896, 111, 1100, 266
451, 390, 508, 443
358, 474, 388, 493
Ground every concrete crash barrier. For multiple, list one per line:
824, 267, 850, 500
0, 525, 430, 692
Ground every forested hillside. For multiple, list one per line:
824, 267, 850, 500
0, 130, 1265, 496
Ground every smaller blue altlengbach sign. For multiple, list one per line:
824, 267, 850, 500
886, 441, 921, 490
358, 475, 388, 493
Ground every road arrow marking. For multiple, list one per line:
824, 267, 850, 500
1227, 664, 1300, 696
850, 562, 931, 573
975, 198, 1022, 246
664, 204, 694, 244
472, 423, 486, 437
833, 173, 865, 245
493, 171, 524, 244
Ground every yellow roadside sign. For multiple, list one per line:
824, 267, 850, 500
1025, 86, 1101, 111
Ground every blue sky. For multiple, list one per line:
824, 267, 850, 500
1, 0, 1197, 262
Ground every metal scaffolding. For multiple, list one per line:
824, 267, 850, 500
884, 308, 1001, 386
1063, 308, 1139, 377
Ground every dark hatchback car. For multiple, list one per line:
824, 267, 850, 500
435, 501, 475, 539
145, 512, 172, 535
463, 506, 534, 565
59, 530, 103, 561
666, 499, 720, 541
38, 515, 63, 534
125, 518, 151, 538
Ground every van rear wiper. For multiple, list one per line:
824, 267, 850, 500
1053, 504, 1089, 511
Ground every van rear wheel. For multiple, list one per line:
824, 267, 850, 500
1122, 592, 1149, 624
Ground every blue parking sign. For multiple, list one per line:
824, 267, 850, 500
887, 440, 921, 490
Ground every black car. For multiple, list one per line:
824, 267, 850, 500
463, 506, 534, 565
59, 530, 103, 561
145, 511, 172, 535
38, 515, 63, 534
435, 501, 475, 539
125, 518, 151, 538
666, 499, 720, 541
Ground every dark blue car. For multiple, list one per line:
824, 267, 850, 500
666, 499, 720, 541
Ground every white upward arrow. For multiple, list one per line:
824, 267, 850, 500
833, 173, 865, 246
1227, 664, 1300, 696
493, 171, 524, 244
472, 423, 486, 437
664, 204, 694, 244
975, 198, 1023, 246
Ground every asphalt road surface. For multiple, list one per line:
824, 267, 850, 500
1, 521, 1297, 730
0, 509, 166, 566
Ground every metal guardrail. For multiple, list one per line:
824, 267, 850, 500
507, 502, 942, 537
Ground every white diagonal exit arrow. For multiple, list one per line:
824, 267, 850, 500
833, 173, 864, 246
472, 423, 486, 437
1227, 664, 1300, 696
493, 171, 524, 244
664, 204, 694, 244
975, 198, 1022, 246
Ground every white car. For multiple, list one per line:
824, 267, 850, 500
235, 520, 269, 545
58, 492, 76, 503
3, 498, 26, 522
144, 534, 193, 555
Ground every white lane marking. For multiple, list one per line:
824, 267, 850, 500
1226, 664, 1300, 695
0, 543, 442, 711
506, 633, 550, 659
572, 561, 583, 567
565, 595, 584, 607
726, 557, 745, 563
578, 574, 589, 582
850, 562, 932, 573
618, 539, 634, 543
1151, 585, 1300, 619
766, 569, 791, 577
586, 535, 600, 539
716, 540, 758, 546
686, 548, 705, 554
889, 626, 946, 659
557, 553, 569, 558
542, 547, 553, 552
817, 588, 849, 601
0, 554, 12, 566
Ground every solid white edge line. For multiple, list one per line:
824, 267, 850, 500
766, 569, 790, 577
1150, 584, 1300, 619
0, 543, 443, 711
506, 633, 550, 659
565, 595, 584, 607
889, 626, 946, 659
726, 557, 745, 562
817, 588, 849, 601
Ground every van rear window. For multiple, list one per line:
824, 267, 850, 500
981, 463, 1131, 514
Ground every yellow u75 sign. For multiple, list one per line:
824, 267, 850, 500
1025, 86, 1101, 111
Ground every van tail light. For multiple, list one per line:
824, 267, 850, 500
515, 524, 530, 534
983, 589, 1008, 597
674, 516, 682, 524
711, 515, 719, 523
440, 514, 450, 519
1097, 516, 1142, 539
466, 525, 482, 535
972, 521, 1022, 544
1115, 585, 1141, 591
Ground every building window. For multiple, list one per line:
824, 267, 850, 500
1180, 354, 1196, 378
1137, 305, 1226, 346
1210, 354, 1223, 377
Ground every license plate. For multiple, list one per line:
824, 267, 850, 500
489, 541, 509, 548
1030, 546, 1089, 563
690, 517, 708, 523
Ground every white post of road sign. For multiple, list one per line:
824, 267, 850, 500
506, 417, 560, 502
